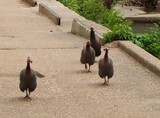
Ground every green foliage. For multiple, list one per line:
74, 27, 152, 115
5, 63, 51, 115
59, 0, 79, 11
58, 0, 160, 59
104, 26, 133, 41
131, 24, 160, 59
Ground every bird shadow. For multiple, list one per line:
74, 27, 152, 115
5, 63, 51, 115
9, 96, 34, 103
19, 0, 32, 7
88, 82, 111, 88
75, 70, 96, 74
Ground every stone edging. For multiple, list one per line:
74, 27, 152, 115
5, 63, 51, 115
118, 41, 160, 77
71, 17, 160, 76
125, 16, 160, 23
39, 3, 61, 25
25, 0, 37, 7
71, 18, 104, 41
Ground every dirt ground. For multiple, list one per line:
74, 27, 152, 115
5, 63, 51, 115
0, 0, 160, 118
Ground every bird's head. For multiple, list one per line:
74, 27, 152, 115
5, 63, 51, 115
27, 57, 32, 64
90, 27, 94, 31
104, 48, 109, 53
104, 48, 109, 58
90, 27, 96, 40
26, 57, 32, 72
86, 40, 91, 46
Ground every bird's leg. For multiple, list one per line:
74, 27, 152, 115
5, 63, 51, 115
85, 64, 87, 71
24, 89, 31, 100
24, 89, 29, 99
27, 91, 31, 100
107, 77, 109, 85
103, 77, 107, 85
88, 65, 91, 73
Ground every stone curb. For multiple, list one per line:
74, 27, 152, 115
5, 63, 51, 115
71, 18, 104, 42
125, 16, 160, 23
25, 0, 37, 7
118, 41, 160, 77
39, 3, 61, 25
115, 4, 160, 23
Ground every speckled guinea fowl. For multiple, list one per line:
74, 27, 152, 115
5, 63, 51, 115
98, 48, 114, 85
90, 27, 101, 57
80, 41, 95, 72
19, 57, 45, 99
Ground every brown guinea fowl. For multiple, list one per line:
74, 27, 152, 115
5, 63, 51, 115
98, 48, 114, 85
103, 0, 112, 9
19, 57, 45, 100
90, 27, 101, 57
80, 41, 95, 72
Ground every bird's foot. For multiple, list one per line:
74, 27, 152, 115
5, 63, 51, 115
102, 82, 107, 85
27, 97, 31, 100
24, 95, 28, 99
102, 80, 109, 86
87, 70, 92, 73
102, 83, 109, 86
24, 95, 31, 100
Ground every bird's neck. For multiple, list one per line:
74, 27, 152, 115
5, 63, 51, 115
104, 51, 108, 60
86, 45, 91, 52
86, 44, 90, 49
90, 30, 96, 41
26, 63, 31, 74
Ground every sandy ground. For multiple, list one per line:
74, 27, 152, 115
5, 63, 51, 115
0, 0, 160, 118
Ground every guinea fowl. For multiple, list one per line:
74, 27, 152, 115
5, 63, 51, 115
103, 0, 112, 9
19, 57, 45, 99
98, 48, 114, 85
80, 41, 95, 72
90, 27, 101, 57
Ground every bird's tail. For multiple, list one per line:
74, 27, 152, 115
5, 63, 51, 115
35, 71, 45, 78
